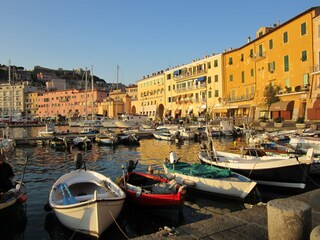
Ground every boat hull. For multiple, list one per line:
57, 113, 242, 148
49, 170, 125, 237
163, 163, 256, 199
198, 151, 311, 189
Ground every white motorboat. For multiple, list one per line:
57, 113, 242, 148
198, 143, 314, 189
163, 152, 257, 199
153, 132, 175, 141
38, 123, 56, 137
169, 127, 197, 140
49, 153, 126, 238
95, 133, 118, 145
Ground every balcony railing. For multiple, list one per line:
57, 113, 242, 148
310, 64, 320, 74
173, 69, 208, 80
250, 51, 266, 61
175, 83, 207, 93
226, 94, 254, 103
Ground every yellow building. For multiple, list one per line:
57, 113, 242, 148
223, 7, 320, 121
165, 54, 224, 120
137, 71, 165, 120
307, 10, 320, 120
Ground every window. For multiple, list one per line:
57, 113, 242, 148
215, 90, 219, 97
269, 39, 273, 49
207, 76, 211, 84
207, 62, 211, 69
231, 89, 235, 100
258, 44, 263, 57
241, 71, 245, 83
283, 31, 288, 43
251, 68, 254, 77
258, 31, 263, 37
301, 50, 307, 61
249, 49, 253, 57
318, 25, 320, 38
240, 54, 244, 61
168, 86, 171, 91
303, 74, 309, 86
301, 22, 306, 36
284, 55, 289, 72
214, 60, 218, 67
285, 78, 290, 88
229, 74, 233, 82
167, 74, 171, 80
214, 75, 218, 82
229, 57, 233, 65
208, 91, 212, 98
268, 61, 275, 72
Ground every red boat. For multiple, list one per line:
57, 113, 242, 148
119, 162, 186, 214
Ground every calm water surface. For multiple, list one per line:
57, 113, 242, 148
3, 126, 318, 240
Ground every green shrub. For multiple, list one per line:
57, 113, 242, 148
274, 117, 284, 123
296, 117, 305, 123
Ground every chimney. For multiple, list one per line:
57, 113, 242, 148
248, 36, 251, 43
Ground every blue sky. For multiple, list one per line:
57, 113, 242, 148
1, 1, 319, 85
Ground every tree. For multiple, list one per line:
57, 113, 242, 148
263, 82, 280, 118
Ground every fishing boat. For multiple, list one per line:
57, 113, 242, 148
153, 132, 175, 141
80, 127, 99, 135
48, 153, 126, 238
119, 160, 186, 214
72, 136, 92, 150
38, 123, 56, 137
169, 127, 197, 140
116, 132, 140, 145
198, 142, 314, 189
163, 152, 257, 199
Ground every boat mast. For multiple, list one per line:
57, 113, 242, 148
85, 67, 88, 121
8, 60, 11, 123
115, 65, 119, 119
91, 65, 94, 121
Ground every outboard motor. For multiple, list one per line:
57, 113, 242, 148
74, 152, 85, 170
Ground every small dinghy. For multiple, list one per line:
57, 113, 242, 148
49, 153, 126, 238
119, 160, 186, 214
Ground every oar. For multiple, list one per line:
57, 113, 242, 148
63, 183, 78, 204
16, 155, 29, 191
57, 183, 70, 205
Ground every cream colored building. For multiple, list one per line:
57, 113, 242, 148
0, 83, 37, 117
137, 72, 165, 120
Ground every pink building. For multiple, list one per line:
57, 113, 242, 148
36, 89, 108, 119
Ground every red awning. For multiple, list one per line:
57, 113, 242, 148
269, 101, 294, 111
313, 99, 320, 109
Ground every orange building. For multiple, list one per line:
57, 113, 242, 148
36, 89, 108, 119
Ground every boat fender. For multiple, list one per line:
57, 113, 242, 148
17, 194, 27, 203
178, 185, 186, 193
169, 152, 178, 164
183, 179, 195, 187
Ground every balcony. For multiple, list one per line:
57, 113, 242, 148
226, 94, 254, 103
250, 51, 266, 61
173, 69, 208, 80
310, 64, 320, 75
175, 83, 207, 93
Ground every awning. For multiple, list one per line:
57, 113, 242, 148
228, 105, 238, 109
269, 101, 294, 111
175, 109, 182, 115
211, 108, 228, 113
196, 76, 206, 82
239, 105, 251, 109
313, 99, 320, 109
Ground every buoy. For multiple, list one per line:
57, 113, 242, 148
233, 141, 237, 147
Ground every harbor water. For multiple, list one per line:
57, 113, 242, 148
2, 125, 319, 239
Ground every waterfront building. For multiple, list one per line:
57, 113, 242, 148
307, 11, 320, 120
36, 89, 108, 120
25, 91, 40, 119
0, 82, 37, 117
137, 71, 165, 120
222, 7, 320, 121
97, 89, 131, 118
165, 54, 224, 121
126, 84, 138, 114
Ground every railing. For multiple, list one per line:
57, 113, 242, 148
175, 83, 207, 93
250, 51, 266, 61
173, 69, 207, 80
226, 94, 254, 103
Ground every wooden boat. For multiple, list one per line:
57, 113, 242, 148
49, 153, 126, 238
153, 132, 175, 141
163, 152, 256, 199
198, 143, 314, 189
118, 161, 186, 213
116, 132, 140, 145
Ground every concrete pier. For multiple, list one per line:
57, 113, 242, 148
133, 189, 320, 240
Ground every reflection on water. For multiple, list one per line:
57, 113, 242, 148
2, 126, 275, 239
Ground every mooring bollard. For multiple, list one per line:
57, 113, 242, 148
310, 225, 320, 240
267, 199, 311, 240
